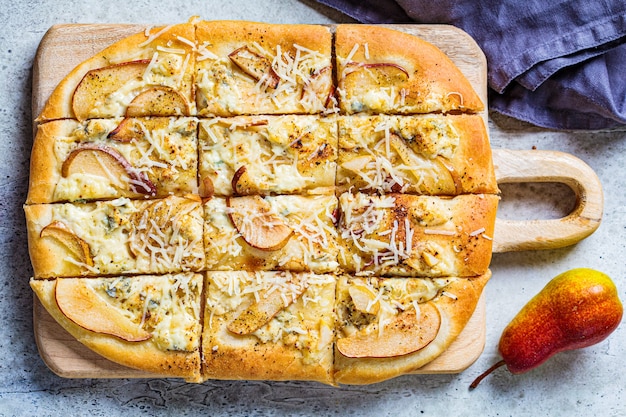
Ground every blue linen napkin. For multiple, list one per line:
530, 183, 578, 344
316, 0, 626, 130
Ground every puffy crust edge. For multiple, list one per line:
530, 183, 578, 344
24, 203, 73, 279
27, 120, 75, 204
195, 20, 332, 57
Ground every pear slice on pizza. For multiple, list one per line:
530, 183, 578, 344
333, 271, 490, 384
30, 273, 203, 382
203, 194, 340, 273
201, 271, 336, 384
195, 20, 334, 117
27, 117, 198, 204
337, 192, 498, 277
37, 22, 196, 122
25, 195, 204, 278
335, 24, 484, 115
198, 115, 337, 197
336, 114, 496, 195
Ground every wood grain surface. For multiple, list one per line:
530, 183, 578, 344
30, 23, 602, 381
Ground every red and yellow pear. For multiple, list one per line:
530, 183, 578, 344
470, 268, 623, 388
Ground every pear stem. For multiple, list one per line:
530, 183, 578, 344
469, 359, 506, 390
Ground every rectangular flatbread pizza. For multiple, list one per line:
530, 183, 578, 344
337, 192, 498, 277
336, 114, 497, 195
30, 273, 203, 382
202, 271, 335, 384
203, 194, 340, 273
27, 20, 498, 385
27, 117, 198, 203
195, 20, 334, 117
198, 115, 337, 197
26, 195, 204, 278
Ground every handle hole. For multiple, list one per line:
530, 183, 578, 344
498, 182, 576, 221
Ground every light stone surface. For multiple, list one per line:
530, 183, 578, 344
1, 1, 625, 416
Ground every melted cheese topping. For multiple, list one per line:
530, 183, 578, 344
87, 273, 202, 351
52, 118, 198, 202
198, 115, 336, 196
337, 115, 461, 194
203, 195, 339, 273
205, 271, 335, 362
336, 275, 455, 338
196, 42, 332, 116
338, 192, 460, 276
48, 196, 204, 275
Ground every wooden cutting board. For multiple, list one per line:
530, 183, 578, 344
30, 23, 603, 380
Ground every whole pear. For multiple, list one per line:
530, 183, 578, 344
470, 268, 623, 389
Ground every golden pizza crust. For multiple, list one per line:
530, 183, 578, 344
27, 117, 199, 204
335, 24, 484, 115
37, 22, 196, 122
30, 275, 203, 382
333, 271, 490, 385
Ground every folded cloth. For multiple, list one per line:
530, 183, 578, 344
316, 0, 626, 130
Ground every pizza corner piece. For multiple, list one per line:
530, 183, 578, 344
30, 273, 204, 382
334, 24, 484, 115
36, 21, 197, 123
333, 271, 491, 385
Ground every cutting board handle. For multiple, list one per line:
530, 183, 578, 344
492, 149, 603, 252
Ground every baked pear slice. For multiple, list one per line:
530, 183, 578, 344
336, 303, 440, 358
226, 195, 293, 251
55, 278, 152, 342
61, 143, 156, 195
125, 86, 190, 117
72, 60, 150, 121
229, 46, 280, 89
40, 221, 93, 267
227, 273, 306, 335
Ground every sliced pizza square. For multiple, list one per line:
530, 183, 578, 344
336, 114, 497, 195
30, 273, 203, 382
37, 22, 196, 122
195, 20, 334, 117
198, 115, 337, 197
333, 272, 490, 384
337, 192, 498, 277
203, 194, 340, 273
25, 195, 204, 278
335, 24, 483, 115
201, 271, 336, 385
27, 117, 198, 204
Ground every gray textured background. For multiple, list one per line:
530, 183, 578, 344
1, 1, 624, 415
